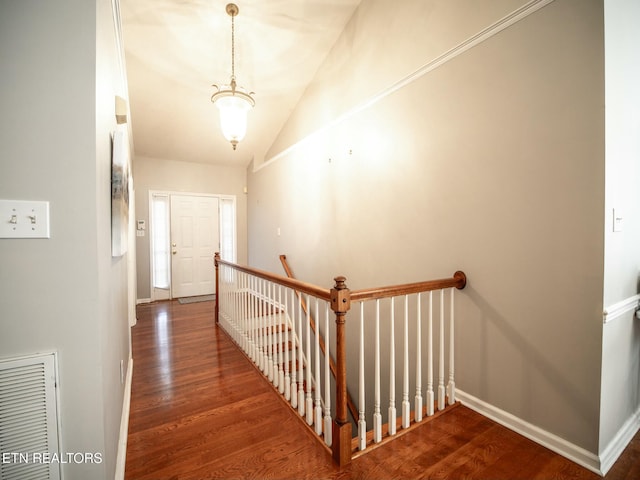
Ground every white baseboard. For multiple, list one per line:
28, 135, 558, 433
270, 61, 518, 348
136, 298, 151, 305
456, 390, 602, 475
599, 406, 640, 475
114, 357, 133, 480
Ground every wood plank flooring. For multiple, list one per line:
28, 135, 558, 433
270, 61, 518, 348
125, 300, 640, 479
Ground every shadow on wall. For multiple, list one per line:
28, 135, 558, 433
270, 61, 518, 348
463, 285, 598, 436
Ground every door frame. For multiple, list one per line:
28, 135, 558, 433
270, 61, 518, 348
148, 190, 237, 301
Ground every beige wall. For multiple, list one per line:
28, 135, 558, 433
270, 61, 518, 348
0, 1, 132, 478
133, 156, 248, 300
248, 0, 605, 454
262, 0, 537, 166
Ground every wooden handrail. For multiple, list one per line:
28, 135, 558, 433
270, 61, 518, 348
216, 255, 465, 304
350, 271, 466, 302
215, 255, 331, 301
279, 255, 359, 425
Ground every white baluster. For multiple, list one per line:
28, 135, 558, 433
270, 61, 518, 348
284, 288, 291, 402
373, 299, 382, 443
218, 265, 224, 325
271, 283, 277, 383
447, 288, 456, 405
225, 266, 233, 334
242, 274, 247, 355
438, 289, 445, 411
228, 270, 233, 335
265, 282, 271, 377
314, 298, 323, 435
415, 293, 423, 423
242, 274, 247, 354
219, 265, 224, 325
234, 271, 239, 343
244, 273, 250, 352
249, 276, 256, 362
263, 280, 269, 372
263, 280, 270, 373
297, 296, 305, 417
269, 282, 278, 388
245, 274, 251, 353
228, 267, 233, 335
305, 295, 313, 425
237, 272, 241, 340
228, 269, 233, 337
272, 284, 279, 389
236, 272, 241, 341
252, 276, 258, 362
272, 286, 278, 385
259, 279, 265, 372
220, 265, 224, 324
278, 285, 285, 394
237, 272, 242, 342
233, 271, 239, 342
219, 265, 223, 325
224, 266, 229, 328
358, 302, 367, 450
251, 275, 258, 363
237, 273, 242, 342
254, 276, 260, 366
388, 297, 397, 436
402, 295, 410, 429
427, 291, 434, 416
290, 289, 297, 408
323, 303, 332, 447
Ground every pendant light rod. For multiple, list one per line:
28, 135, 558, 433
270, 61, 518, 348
227, 3, 237, 82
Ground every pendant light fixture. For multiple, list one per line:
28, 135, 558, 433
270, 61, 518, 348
211, 3, 255, 150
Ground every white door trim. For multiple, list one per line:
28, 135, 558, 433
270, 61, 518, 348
148, 190, 236, 301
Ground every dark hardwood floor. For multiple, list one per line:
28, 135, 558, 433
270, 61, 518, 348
125, 300, 640, 480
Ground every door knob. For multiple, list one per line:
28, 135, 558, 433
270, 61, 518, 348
172, 243, 177, 247
172, 250, 177, 255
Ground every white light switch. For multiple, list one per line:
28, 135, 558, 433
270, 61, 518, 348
613, 208, 623, 233
0, 199, 50, 238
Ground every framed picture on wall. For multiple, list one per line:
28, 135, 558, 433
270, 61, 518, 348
111, 128, 130, 257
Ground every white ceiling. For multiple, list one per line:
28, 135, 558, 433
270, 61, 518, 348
121, 0, 362, 167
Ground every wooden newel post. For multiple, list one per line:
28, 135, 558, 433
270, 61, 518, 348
330, 276, 352, 466
214, 252, 220, 325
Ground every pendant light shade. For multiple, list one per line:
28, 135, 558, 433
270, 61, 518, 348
212, 82, 255, 150
211, 3, 255, 151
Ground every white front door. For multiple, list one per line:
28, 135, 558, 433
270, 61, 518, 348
170, 195, 219, 298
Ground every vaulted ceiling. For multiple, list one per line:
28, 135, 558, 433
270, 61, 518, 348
121, 0, 362, 167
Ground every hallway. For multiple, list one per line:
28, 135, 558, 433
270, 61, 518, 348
125, 300, 639, 479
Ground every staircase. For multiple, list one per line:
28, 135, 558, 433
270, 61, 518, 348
218, 288, 327, 430
214, 253, 467, 466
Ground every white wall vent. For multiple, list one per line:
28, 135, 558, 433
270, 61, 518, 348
0, 353, 61, 480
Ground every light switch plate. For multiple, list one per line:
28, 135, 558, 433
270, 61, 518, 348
613, 208, 623, 233
0, 199, 50, 238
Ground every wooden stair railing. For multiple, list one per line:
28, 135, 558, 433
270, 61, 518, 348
330, 271, 467, 466
214, 253, 467, 467
279, 255, 359, 425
